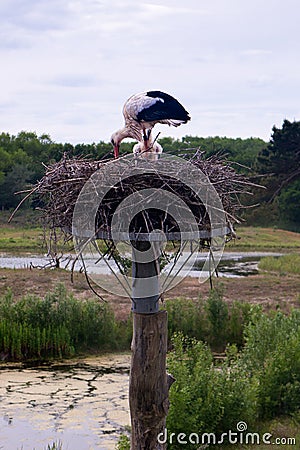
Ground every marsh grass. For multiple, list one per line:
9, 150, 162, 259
0, 285, 255, 360
0, 284, 131, 360
0, 226, 44, 252
259, 253, 300, 275
227, 226, 300, 250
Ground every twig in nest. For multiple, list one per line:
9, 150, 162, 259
10, 150, 259, 294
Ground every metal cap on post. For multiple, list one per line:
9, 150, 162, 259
131, 240, 160, 314
131, 295, 159, 314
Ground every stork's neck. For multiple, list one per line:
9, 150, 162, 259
117, 124, 141, 143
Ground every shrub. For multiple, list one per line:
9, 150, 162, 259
166, 309, 300, 448
166, 297, 208, 342
166, 333, 258, 449
166, 289, 252, 351
205, 288, 229, 349
241, 309, 300, 418
0, 284, 130, 360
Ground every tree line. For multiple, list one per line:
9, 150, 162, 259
0, 120, 299, 229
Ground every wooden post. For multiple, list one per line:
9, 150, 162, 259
129, 310, 171, 449
129, 240, 174, 449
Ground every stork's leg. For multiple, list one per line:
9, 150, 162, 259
142, 128, 153, 152
142, 128, 150, 151
147, 129, 154, 151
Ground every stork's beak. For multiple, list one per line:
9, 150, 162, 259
114, 144, 119, 159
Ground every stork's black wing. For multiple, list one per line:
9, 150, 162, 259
136, 91, 191, 123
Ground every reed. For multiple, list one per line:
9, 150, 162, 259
0, 284, 130, 361
259, 252, 300, 274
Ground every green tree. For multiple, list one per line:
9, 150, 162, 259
0, 164, 34, 209
278, 179, 300, 225
256, 119, 300, 200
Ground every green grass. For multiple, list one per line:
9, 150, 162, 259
227, 226, 300, 251
0, 226, 44, 252
259, 253, 300, 274
1, 209, 300, 253
0, 210, 44, 252
166, 290, 252, 351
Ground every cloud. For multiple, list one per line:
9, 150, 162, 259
0, 0, 300, 143
50, 74, 99, 88
0, 0, 71, 30
240, 49, 272, 57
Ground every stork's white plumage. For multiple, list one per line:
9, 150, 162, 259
111, 90, 190, 158
132, 139, 163, 161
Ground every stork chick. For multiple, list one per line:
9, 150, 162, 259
132, 139, 163, 161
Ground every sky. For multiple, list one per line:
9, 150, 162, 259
1, 0, 300, 145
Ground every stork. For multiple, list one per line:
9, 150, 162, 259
132, 137, 163, 161
110, 90, 190, 158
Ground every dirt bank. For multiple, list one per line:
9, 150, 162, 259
0, 268, 299, 320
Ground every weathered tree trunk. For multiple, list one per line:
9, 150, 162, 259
129, 310, 172, 450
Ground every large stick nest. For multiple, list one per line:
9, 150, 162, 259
30, 149, 256, 251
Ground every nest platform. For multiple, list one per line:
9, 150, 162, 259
33, 149, 253, 247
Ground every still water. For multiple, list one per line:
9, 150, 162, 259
0, 252, 282, 277
0, 354, 131, 450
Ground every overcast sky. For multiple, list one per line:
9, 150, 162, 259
1, 0, 300, 144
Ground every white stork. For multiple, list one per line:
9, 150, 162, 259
110, 90, 190, 158
132, 138, 163, 161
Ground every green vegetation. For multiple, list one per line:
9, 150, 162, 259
1, 208, 300, 254
0, 284, 131, 360
0, 210, 44, 252
166, 289, 251, 351
0, 285, 252, 360
0, 209, 73, 254
0, 131, 134, 210
227, 226, 300, 251
159, 135, 265, 169
256, 120, 300, 202
0, 277, 299, 449
1, 120, 300, 230
116, 434, 130, 450
116, 306, 300, 449
1, 283, 299, 362
166, 308, 300, 449
0, 226, 43, 252
259, 253, 300, 275
167, 333, 257, 447
241, 309, 300, 418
